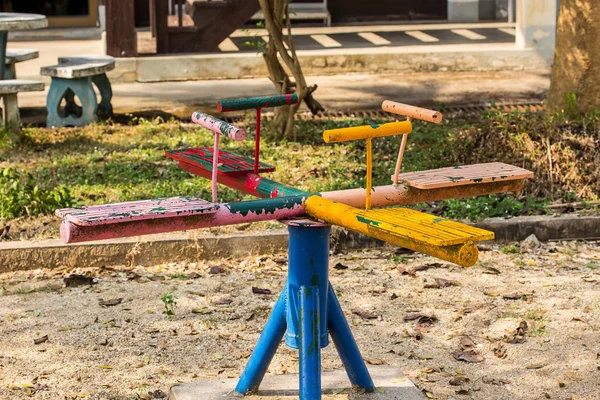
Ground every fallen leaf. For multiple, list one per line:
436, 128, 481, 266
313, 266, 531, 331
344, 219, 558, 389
148, 275, 165, 281
98, 298, 123, 307
424, 277, 460, 289
208, 266, 226, 275
504, 321, 528, 344
482, 377, 512, 385
191, 308, 212, 315
502, 293, 523, 300
493, 342, 507, 358
403, 313, 437, 324
352, 308, 379, 320
482, 266, 501, 275
98, 365, 113, 370
333, 262, 348, 270
526, 363, 546, 370
209, 294, 232, 305
459, 336, 475, 349
151, 390, 167, 399
364, 357, 386, 365
456, 389, 471, 395
449, 376, 470, 385
34, 335, 48, 345
64, 274, 98, 287
251, 287, 272, 295
452, 350, 484, 363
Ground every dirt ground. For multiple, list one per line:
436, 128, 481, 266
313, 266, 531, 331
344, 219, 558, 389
1, 240, 599, 400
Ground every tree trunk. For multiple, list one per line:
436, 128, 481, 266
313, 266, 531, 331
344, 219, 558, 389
259, 0, 324, 139
547, 0, 600, 113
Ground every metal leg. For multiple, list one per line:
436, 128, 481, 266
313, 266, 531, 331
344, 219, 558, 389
236, 223, 373, 398
235, 291, 287, 395
299, 285, 321, 400
328, 284, 375, 391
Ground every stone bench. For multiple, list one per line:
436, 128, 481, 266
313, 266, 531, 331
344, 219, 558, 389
40, 55, 115, 127
0, 79, 44, 133
5, 49, 39, 79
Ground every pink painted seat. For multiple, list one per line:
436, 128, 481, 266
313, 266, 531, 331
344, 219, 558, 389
396, 162, 533, 190
57, 196, 218, 226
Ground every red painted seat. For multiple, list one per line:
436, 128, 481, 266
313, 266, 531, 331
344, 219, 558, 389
57, 196, 218, 226
166, 148, 276, 176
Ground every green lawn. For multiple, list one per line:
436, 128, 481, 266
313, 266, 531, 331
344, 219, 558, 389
0, 110, 598, 240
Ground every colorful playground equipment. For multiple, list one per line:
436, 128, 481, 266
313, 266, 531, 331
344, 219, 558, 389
56, 95, 533, 399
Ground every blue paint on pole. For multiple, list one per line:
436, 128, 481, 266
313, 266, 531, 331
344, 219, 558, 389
328, 285, 375, 391
299, 285, 321, 400
285, 225, 330, 350
235, 223, 375, 397
235, 291, 287, 395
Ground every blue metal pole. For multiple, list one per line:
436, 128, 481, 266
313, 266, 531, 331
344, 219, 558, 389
235, 291, 287, 395
285, 225, 330, 350
299, 285, 321, 400
327, 285, 375, 391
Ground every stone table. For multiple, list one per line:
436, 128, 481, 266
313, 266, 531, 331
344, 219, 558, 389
0, 13, 47, 79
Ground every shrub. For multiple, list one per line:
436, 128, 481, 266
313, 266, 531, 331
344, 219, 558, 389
0, 168, 78, 219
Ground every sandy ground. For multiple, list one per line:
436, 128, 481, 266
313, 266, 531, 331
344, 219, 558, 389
1, 240, 599, 400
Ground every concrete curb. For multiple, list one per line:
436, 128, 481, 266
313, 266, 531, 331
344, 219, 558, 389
0, 215, 598, 273
108, 44, 551, 83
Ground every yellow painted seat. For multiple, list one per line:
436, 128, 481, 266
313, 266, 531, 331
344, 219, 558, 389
304, 196, 494, 267
352, 207, 494, 246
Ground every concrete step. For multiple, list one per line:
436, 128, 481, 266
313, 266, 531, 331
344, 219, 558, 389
169, 366, 427, 400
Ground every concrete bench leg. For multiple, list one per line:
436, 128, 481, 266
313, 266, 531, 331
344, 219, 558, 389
92, 73, 113, 118
3, 64, 16, 80
46, 76, 98, 128
2, 93, 21, 134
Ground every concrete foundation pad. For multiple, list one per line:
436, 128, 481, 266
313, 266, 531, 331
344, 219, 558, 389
169, 366, 426, 400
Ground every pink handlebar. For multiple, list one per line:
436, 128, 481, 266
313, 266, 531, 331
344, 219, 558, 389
191, 112, 246, 141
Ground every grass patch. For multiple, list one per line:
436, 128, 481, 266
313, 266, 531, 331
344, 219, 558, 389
501, 245, 521, 255
0, 109, 597, 237
585, 261, 599, 270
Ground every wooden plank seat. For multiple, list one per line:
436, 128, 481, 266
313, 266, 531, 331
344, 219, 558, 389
304, 196, 494, 267
41, 55, 115, 128
4, 49, 39, 79
0, 79, 45, 134
353, 207, 494, 247
166, 148, 276, 176
396, 162, 534, 190
57, 196, 219, 226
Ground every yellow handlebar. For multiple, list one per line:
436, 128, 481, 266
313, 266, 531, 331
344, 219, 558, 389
323, 121, 412, 143
382, 101, 443, 124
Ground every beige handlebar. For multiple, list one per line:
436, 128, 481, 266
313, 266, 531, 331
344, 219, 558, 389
382, 101, 443, 124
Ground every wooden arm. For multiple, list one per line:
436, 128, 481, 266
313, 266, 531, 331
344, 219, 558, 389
191, 111, 245, 141
323, 121, 412, 143
217, 94, 299, 112
382, 101, 443, 124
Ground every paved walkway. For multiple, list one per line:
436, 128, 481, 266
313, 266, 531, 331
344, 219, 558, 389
10, 22, 517, 81
19, 69, 550, 119
218, 23, 515, 53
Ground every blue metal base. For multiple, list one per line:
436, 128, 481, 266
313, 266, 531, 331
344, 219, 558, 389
235, 223, 375, 399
